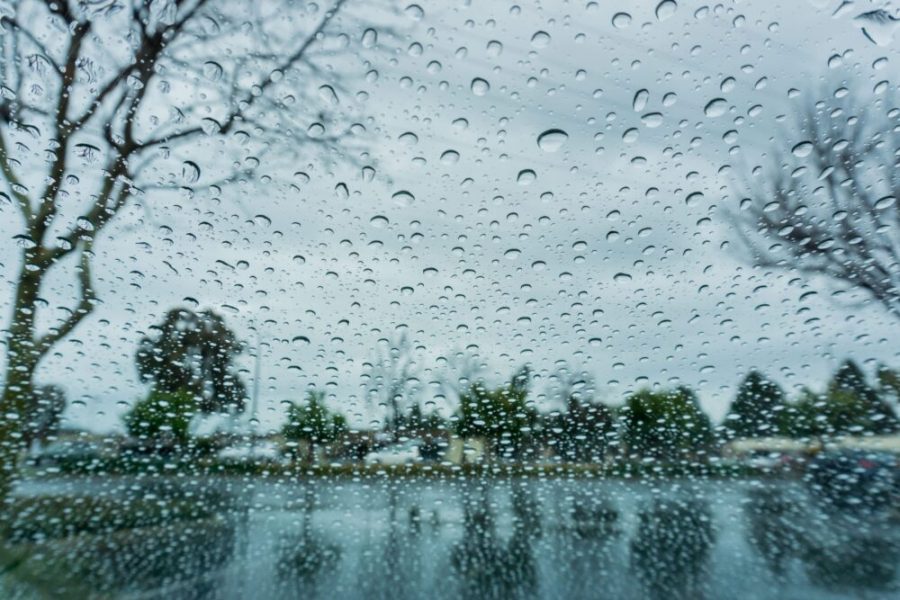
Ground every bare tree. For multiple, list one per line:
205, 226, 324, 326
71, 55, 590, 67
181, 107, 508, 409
731, 86, 900, 319
0, 0, 377, 494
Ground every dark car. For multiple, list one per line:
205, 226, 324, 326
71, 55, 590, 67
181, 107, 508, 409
805, 451, 899, 510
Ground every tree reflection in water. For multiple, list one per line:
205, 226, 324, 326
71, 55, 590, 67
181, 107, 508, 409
451, 481, 540, 600
745, 486, 900, 593
557, 493, 622, 600
354, 482, 423, 600
630, 497, 716, 600
276, 486, 342, 596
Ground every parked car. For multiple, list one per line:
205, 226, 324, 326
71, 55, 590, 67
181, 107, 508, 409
31, 440, 104, 467
805, 451, 899, 509
217, 441, 285, 465
364, 440, 422, 465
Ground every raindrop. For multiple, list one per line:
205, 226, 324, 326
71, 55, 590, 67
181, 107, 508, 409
612, 12, 632, 29
641, 112, 663, 128
318, 85, 338, 105
613, 272, 632, 282
685, 191, 704, 206
440, 149, 460, 164
622, 128, 639, 143
292, 255, 306, 265
292, 335, 311, 345
202, 61, 223, 81
361, 28, 378, 48
516, 169, 536, 185
531, 31, 551, 48
633, 89, 649, 111
182, 161, 200, 184
655, 0, 677, 22
405, 3, 424, 20
791, 141, 814, 157
537, 129, 568, 152
471, 77, 490, 95
392, 190, 415, 206
487, 40, 503, 57
399, 131, 419, 145
704, 98, 728, 117
504, 248, 521, 260
875, 195, 896, 210
307, 122, 325, 137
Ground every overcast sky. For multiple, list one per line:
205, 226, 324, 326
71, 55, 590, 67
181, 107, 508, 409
2, 0, 900, 433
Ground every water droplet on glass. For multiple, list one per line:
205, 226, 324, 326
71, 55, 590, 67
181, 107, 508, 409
613, 272, 632, 282
704, 98, 728, 117
471, 77, 490, 96
791, 141, 813, 157
612, 12, 632, 29
307, 122, 325, 137
875, 195, 896, 210
517, 169, 536, 185
392, 190, 415, 206
361, 28, 378, 48
370, 215, 390, 228
531, 31, 551, 48
399, 131, 419, 145
440, 149, 460, 164
318, 85, 338, 106
182, 161, 200, 184
202, 61, 223, 81
633, 89, 649, 112
655, 0, 677, 22
537, 129, 568, 152
641, 113, 664, 128
405, 3, 425, 20
504, 248, 521, 259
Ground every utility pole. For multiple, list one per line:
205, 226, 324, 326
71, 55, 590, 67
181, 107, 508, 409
249, 326, 262, 453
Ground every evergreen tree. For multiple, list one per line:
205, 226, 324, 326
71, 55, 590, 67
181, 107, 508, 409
825, 360, 897, 434
723, 371, 787, 439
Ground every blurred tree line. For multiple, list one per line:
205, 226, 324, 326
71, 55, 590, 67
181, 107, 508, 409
112, 308, 899, 463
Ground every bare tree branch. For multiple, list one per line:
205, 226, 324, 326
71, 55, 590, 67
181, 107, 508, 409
36, 239, 96, 356
731, 84, 900, 318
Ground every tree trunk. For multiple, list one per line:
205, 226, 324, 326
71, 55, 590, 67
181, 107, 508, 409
0, 255, 44, 499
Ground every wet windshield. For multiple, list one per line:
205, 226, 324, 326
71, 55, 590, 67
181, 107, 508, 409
1, 1, 899, 598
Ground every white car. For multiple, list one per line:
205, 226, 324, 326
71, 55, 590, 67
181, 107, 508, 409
217, 441, 285, 464
364, 441, 422, 465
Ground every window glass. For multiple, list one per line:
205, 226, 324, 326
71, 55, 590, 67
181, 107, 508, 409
1, 1, 899, 598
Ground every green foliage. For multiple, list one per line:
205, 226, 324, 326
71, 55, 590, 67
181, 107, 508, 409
282, 390, 347, 451
826, 360, 897, 434
546, 394, 615, 462
456, 367, 538, 458
397, 402, 447, 432
620, 387, 714, 460
124, 389, 196, 446
136, 308, 247, 414
780, 361, 898, 438
723, 371, 787, 438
